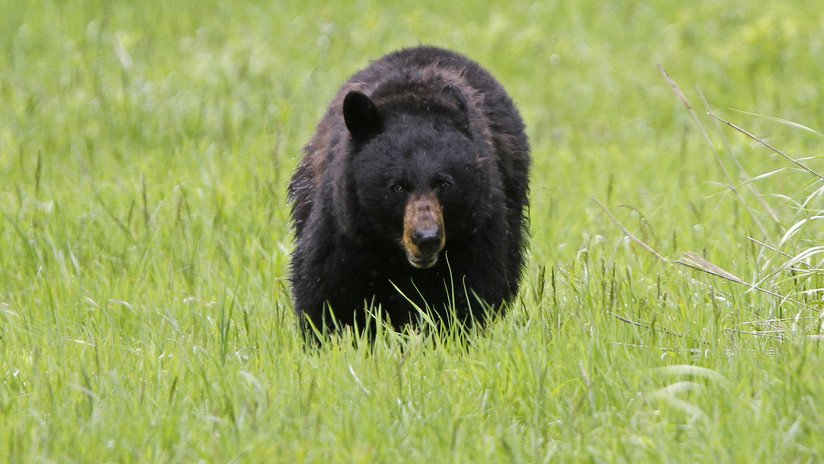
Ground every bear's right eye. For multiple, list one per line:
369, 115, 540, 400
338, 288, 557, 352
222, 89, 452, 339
391, 183, 406, 193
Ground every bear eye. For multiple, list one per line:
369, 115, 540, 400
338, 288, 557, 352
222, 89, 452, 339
391, 183, 406, 193
434, 178, 454, 192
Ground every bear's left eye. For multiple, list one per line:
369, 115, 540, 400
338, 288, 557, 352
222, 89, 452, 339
434, 178, 454, 192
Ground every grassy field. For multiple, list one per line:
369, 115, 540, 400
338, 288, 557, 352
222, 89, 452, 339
2, 0, 823, 462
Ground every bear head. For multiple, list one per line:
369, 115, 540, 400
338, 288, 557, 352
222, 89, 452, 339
339, 87, 500, 269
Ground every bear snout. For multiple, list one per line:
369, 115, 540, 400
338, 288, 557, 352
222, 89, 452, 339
403, 193, 446, 268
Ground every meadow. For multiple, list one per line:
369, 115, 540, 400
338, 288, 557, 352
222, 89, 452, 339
1, 0, 823, 462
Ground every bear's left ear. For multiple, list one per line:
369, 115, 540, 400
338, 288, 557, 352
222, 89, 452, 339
343, 91, 383, 141
443, 84, 468, 115
443, 84, 471, 133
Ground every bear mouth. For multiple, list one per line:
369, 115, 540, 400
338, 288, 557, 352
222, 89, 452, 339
406, 252, 439, 269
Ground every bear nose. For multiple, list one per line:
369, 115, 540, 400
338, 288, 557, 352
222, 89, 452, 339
412, 228, 442, 255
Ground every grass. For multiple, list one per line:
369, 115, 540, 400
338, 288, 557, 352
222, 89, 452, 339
1, 0, 823, 462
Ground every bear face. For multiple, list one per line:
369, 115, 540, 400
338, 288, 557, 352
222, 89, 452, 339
343, 91, 495, 269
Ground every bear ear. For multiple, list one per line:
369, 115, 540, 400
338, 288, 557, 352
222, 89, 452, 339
443, 84, 472, 134
343, 91, 384, 141
443, 84, 468, 114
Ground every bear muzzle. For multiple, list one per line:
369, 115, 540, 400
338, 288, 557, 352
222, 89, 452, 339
402, 193, 446, 269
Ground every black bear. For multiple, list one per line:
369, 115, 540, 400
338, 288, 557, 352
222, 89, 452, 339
288, 46, 530, 337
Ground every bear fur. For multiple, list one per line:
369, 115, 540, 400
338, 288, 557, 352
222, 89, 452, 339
288, 46, 530, 337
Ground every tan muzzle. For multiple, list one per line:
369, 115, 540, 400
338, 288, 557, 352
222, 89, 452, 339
402, 193, 445, 269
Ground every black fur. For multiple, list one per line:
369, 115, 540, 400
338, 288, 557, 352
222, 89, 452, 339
288, 46, 530, 337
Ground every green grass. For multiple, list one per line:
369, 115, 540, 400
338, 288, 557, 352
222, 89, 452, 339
1, 0, 823, 462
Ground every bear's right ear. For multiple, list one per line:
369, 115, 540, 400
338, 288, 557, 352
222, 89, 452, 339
343, 91, 383, 141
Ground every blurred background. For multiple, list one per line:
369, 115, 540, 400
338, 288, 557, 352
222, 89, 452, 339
3, 1, 821, 276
